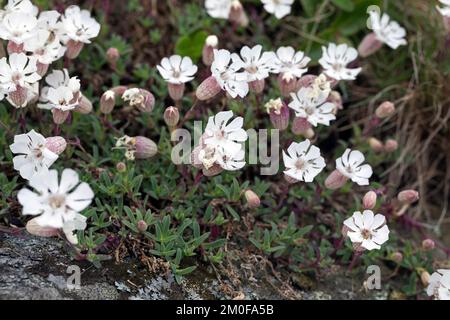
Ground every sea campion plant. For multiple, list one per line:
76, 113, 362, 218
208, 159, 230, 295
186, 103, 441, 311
0, 0, 448, 299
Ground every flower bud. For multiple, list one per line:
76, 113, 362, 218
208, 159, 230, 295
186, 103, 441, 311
135, 136, 158, 159
325, 169, 349, 190
196, 76, 222, 100
278, 73, 297, 97
363, 191, 377, 209
421, 271, 431, 287
244, 189, 260, 209
116, 162, 126, 172
284, 173, 299, 184
164, 106, 180, 127
358, 32, 383, 58
144, 90, 156, 112
249, 79, 265, 94
36, 62, 49, 76
7, 41, 24, 54
45, 136, 67, 155
106, 47, 120, 68
291, 117, 311, 136
229, 0, 248, 27
100, 90, 116, 114
111, 85, 128, 96
52, 109, 70, 124
75, 95, 93, 114
368, 137, 384, 153
65, 40, 84, 59
8, 85, 28, 108
123, 88, 155, 113
375, 101, 395, 118
168, 82, 185, 101
397, 190, 419, 205
202, 35, 218, 66
384, 139, 398, 153
137, 220, 148, 233
391, 252, 403, 263
422, 239, 435, 251
26, 218, 59, 237
203, 163, 224, 177
266, 98, 289, 131
296, 74, 316, 89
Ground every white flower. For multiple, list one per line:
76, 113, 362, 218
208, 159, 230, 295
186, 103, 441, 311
0, 0, 38, 18
427, 269, 450, 300
205, 0, 232, 19
233, 45, 276, 82
336, 149, 373, 186
9, 130, 58, 180
0, 53, 41, 92
204, 110, 248, 157
62, 214, 87, 244
0, 11, 37, 44
211, 49, 249, 98
18, 168, 94, 229
261, 0, 293, 19
272, 46, 311, 80
44, 86, 79, 111
369, 10, 407, 49
24, 29, 66, 65
319, 43, 361, 81
288, 86, 336, 127
60, 5, 100, 44
157, 55, 198, 84
437, 0, 450, 17
192, 110, 248, 174
37, 10, 62, 33
343, 210, 389, 250
38, 69, 80, 108
283, 139, 326, 182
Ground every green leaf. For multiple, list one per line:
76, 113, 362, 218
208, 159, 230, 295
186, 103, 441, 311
175, 30, 208, 62
225, 205, 240, 221
331, 0, 355, 12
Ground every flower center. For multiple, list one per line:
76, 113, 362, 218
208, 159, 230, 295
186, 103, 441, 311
172, 70, 181, 78
215, 129, 226, 140
48, 194, 66, 209
12, 72, 22, 83
332, 63, 343, 72
346, 165, 353, 174
32, 145, 44, 159
295, 159, 305, 170
361, 229, 372, 240
246, 65, 258, 74
220, 72, 230, 81
305, 107, 315, 115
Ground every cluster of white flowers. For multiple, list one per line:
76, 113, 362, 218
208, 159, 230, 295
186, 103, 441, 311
205, 0, 294, 21
9, 127, 94, 244
3, 1, 99, 244
0, 1, 100, 109
191, 110, 247, 176
427, 269, 450, 300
